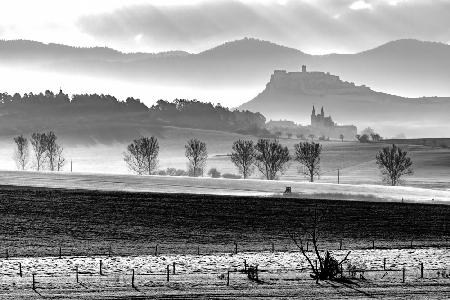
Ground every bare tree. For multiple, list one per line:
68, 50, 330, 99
294, 142, 322, 182
45, 131, 58, 171
290, 207, 351, 283
56, 145, 65, 171
124, 136, 159, 175
376, 144, 413, 186
30, 132, 48, 171
13, 135, 29, 170
230, 139, 255, 179
185, 138, 208, 177
254, 139, 290, 180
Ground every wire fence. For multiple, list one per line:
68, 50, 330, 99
2, 238, 449, 259
1, 239, 449, 293
1, 262, 449, 292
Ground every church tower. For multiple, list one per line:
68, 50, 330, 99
311, 106, 316, 126
320, 106, 324, 117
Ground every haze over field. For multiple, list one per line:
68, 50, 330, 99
0, 0, 448, 185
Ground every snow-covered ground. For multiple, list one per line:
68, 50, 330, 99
1, 248, 448, 278
0, 170, 448, 203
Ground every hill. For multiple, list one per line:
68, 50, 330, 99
0, 38, 449, 107
0, 92, 267, 144
238, 68, 450, 138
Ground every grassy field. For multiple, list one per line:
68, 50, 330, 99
0, 126, 449, 190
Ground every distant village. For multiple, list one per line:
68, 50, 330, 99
266, 105, 357, 141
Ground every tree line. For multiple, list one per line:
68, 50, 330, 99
0, 91, 268, 136
13, 132, 65, 171
123, 137, 413, 186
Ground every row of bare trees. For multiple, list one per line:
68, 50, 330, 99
123, 137, 208, 177
123, 137, 322, 181
231, 139, 322, 181
123, 136, 413, 186
13, 132, 65, 171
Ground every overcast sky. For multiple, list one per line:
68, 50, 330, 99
0, 0, 449, 54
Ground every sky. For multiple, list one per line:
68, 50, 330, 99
0, 0, 449, 54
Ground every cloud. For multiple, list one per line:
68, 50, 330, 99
349, 1, 372, 10
73, 0, 450, 54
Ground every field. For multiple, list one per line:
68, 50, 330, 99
0, 128, 448, 298
0, 126, 449, 190
0, 185, 449, 298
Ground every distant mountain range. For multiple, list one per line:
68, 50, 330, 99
0, 37, 449, 138
1, 38, 449, 98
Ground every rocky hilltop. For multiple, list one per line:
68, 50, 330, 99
268, 67, 373, 96
239, 66, 450, 138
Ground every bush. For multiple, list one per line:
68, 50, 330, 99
157, 168, 188, 176
208, 168, 221, 178
356, 134, 370, 143
222, 173, 242, 179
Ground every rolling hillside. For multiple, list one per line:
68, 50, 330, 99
238, 68, 450, 138
0, 38, 449, 107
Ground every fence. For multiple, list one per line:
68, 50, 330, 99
1, 262, 449, 293
1, 239, 449, 293
2, 238, 449, 259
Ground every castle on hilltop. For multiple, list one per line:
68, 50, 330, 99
269, 65, 371, 95
263, 65, 359, 140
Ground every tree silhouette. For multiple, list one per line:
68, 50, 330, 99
230, 139, 256, 179
13, 135, 29, 170
294, 142, 322, 182
124, 136, 160, 175
185, 138, 208, 177
30, 132, 48, 171
376, 144, 413, 186
254, 139, 290, 180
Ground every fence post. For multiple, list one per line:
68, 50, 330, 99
420, 263, 424, 279
32, 274, 36, 290
155, 244, 158, 256
315, 260, 318, 271
173, 262, 176, 275
59, 246, 62, 259
234, 242, 238, 254
244, 259, 247, 271
306, 241, 309, 251
256, 265, 259, 281
76, 265, 79, 283
339, 239, 342, 250
166, 265, 170, 282
383, 258, 386, 270
402, 267, 406, 283
5, 249, 8, 260
272, 242, 275, 253
19, 262, 22, 277
197, 245, 200, 255
132, 269, 135, 288
410, 240, 413, 249
108, 245, 112, 257
227, 270, 230, 286
372, 240, 375, 249
99, 260, 103, 276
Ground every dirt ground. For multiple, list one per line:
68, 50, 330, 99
0, 185, 448, 298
